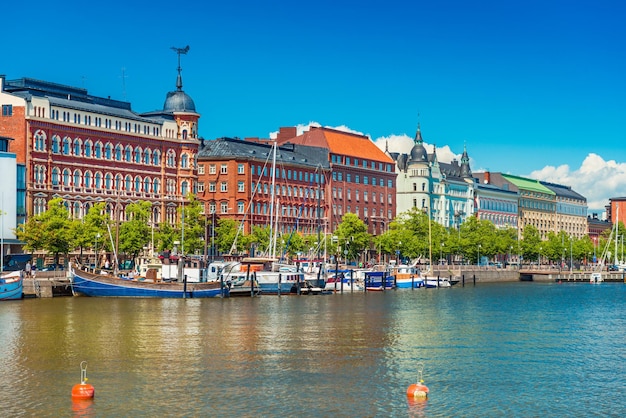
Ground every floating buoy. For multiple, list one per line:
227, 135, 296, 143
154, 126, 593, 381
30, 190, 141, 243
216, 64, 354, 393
71, 361, 95, 400
407, 363, 429, 399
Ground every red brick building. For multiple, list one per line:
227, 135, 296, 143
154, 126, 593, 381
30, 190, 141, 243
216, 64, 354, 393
0, 71, 199, 225
197, 137, 330, 251
275, 126, 397, 234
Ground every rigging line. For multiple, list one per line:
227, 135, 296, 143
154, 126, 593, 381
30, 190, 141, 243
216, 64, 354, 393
277, 163, 321, 258
228, 145, 274, 255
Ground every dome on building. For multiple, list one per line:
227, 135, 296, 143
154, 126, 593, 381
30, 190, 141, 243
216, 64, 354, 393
409, 123, 428, 162
163, 89, 196, 112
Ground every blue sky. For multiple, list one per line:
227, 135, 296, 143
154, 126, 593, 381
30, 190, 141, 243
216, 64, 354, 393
4, 0, 625, 212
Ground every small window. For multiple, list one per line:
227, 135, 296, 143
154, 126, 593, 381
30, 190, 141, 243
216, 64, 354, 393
2, 104, 13, 116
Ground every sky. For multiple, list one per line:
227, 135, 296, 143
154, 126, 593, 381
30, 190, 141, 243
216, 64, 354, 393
4, 0, 625, 213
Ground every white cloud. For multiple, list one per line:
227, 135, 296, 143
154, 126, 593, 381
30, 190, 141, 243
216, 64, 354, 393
529, 153, 626, 212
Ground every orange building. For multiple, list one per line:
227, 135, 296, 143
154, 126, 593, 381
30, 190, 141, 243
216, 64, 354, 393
275, 126, 397, 234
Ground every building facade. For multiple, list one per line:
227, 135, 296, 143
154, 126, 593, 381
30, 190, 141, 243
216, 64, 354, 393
0, 69, 199, 226
196, 138, 330, 251
389, 124, 474, 229
275, 126, 397, 235
540, 181, 588, 238
474, 172, 588, 240
473, 181, 519, 230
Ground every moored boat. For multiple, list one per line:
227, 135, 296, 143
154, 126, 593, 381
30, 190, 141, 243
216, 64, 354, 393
364, 271, 395, 291
69, 263, 227, 298
392, 265, 425, 289
0, 271, 24, 301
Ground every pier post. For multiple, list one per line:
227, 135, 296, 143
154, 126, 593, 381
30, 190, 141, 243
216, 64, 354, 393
473, 275, 476, 286
278, 273, 282, 296
462, 274, 465, 287
251, 272, 256, 297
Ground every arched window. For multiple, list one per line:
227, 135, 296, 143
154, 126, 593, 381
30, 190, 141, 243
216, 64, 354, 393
125, 175, 132, 191
125, 145, 132, 162
153, 150, 161, 166
73, 138, 82, 156
153, 178, 160, 194
84, 171, 92, 188
95, 172, 102, 189
134, 146, 142, 163
105, 143, 112, 160
84, 140, 92, 157
134, 176, 141, 192
167, 150, 176, 167
181, 153, 189, 169
105, 173, 113, 189
62, 137, 71, 155
115, 144, 123, 161
143, 177, 150, 193
73, 201, 81, 219
73, 170, 82, 187
34, 131, 46, 151
94, 142, 103, 159
62, 169, 71, 186
181, 181, 189, 196
52, 136, 60, 153
115, 174, 123, 191
143, 148, 151, 165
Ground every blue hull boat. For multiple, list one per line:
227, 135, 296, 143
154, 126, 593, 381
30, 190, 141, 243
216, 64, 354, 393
0, 271, 24, 301
70, 264, 227, 298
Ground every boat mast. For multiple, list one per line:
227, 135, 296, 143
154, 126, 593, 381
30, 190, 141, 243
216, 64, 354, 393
268, 142, 277, 258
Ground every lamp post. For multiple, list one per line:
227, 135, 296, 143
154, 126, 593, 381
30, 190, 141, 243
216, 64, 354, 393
570, 237, 573, 273
477, 244, 481, 267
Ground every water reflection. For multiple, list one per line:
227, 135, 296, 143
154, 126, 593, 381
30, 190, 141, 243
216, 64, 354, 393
0, 283, 624, 416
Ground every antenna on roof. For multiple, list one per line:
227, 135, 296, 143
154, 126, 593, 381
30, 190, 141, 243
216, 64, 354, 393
171, 45, 190, 91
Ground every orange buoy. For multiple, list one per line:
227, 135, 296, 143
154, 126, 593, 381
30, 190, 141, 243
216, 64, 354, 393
406, 382, 429, 398
407, 362, 429, 399
71, 361, 95, 400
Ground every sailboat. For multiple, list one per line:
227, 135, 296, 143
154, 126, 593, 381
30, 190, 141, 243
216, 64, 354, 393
234, 142, 305, 295
591, 209, 622, 284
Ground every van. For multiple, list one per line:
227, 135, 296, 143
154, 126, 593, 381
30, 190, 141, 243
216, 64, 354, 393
2, 253, 33, 272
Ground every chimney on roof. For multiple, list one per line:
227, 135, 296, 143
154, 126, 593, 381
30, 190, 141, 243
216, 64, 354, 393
484, 171, 491, 184
276, 127, 297, 143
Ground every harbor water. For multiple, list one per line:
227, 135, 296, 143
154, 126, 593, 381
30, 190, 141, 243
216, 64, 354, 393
1, 282, 624, 417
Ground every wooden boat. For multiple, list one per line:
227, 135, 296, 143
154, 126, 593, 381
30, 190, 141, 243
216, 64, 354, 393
69, 263, 227, 298
0, 271, 24, 300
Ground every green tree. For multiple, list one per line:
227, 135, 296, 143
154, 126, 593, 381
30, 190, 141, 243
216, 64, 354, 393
333, 213, 371, 264
15, 198, 73, 264
520, 225, 541, 264
118, 201, 152, 261
178, 195, 205, 255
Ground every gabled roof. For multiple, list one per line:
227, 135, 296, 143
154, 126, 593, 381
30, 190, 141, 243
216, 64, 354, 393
278, 126, 393, 163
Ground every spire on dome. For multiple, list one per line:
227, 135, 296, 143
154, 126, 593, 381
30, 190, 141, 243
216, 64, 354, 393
171, 45, 190, 91
460, 142, 472, 178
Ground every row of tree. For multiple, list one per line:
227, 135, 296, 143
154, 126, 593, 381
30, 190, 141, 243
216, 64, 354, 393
16, 198, 621, 268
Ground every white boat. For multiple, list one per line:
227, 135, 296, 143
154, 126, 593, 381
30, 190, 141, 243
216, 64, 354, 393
589, 272, 604, 284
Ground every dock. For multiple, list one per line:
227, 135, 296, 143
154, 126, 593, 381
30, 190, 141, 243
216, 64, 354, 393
22, 272, 73, 298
